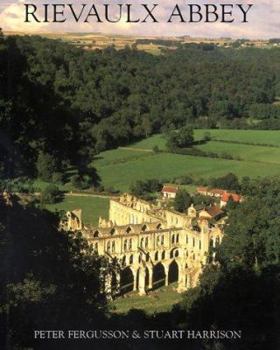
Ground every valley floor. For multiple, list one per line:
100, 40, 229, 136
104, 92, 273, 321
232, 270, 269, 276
94, 129, 280, 192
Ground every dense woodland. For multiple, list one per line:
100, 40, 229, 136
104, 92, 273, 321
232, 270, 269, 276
1, 31, 280, 180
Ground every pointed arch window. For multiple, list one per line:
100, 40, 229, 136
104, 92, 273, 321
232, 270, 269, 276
145, 237, 149, 248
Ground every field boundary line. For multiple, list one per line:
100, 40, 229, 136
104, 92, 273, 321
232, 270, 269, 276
119, 147, 154, 152
212, 139, 280, 148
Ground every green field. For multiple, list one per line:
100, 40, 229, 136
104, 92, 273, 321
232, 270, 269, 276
93, 129, 280, 192
94, 149, 152, 166
46, 195, 109, 226
194, 129, 280, 146
96, 153, 280, 192
130, 134, 167, 150
110, 284, 183, 315
129, 130, 280, 149
196, 141, 280, 164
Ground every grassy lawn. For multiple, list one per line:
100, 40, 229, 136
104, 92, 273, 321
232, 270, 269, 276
32, 130, 280, 195
46, 195, 109, 226
196, 141, 280, 164
95, 151, 280, 192
129, 134, 167, 150
128, 130, 280, 149
110, 284, 183, 315
194, 129, 280, 146
93, 149, 151, 167
93, 129, 280, 192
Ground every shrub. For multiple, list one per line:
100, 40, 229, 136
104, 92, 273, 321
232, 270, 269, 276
153, 145, 160, 153
104, 186, 120, 194
166, 126, 194, 151
130, 179, 162, 197
210, 173, 240, 192
36, 152, 57, 181
52, 172, 64, 184
70, 174, 93, 190
41, 184, 63, 204
174, 190, 192, 213
175, 176, 193, 185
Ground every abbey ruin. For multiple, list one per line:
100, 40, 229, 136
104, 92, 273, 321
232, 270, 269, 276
65, 194, 225, 296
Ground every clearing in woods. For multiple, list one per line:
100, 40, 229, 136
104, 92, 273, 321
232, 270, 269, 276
94, 129, 280, 192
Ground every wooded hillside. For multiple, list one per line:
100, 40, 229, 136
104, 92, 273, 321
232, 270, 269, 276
1, 32, 280, 178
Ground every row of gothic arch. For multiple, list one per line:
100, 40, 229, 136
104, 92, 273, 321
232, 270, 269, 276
113, 260, 180, 295
120, 247, 180, 266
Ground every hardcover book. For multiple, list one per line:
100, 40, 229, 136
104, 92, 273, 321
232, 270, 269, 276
0, 1, 279, 349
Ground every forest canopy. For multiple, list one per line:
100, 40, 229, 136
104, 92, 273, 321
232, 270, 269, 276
0, 32, 280, 178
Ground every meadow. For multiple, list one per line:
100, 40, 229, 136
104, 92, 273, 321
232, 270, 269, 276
111, 284, 183, 315
129, 130, 280, 149
194, 129, 280, 146
46, 195, 109, 226
196, 141, 280, 164
94, 129, 280, 192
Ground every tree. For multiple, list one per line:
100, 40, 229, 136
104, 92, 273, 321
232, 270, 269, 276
40, 184, 62, 204
174, 190, 192, 212
166, 126, 194, 151
219, 177, 280, 270
70, 174, 82, 189
70, 164, 100, 190
192, 194, 214, 207
142, 116, 152, 137
210, 172, 240, 191
0, 195, 108, 348
180, 265, 280, 350
175, 175, 193, 185
52, 172, 64, 184
130, 179, 162, 198
176, 178, 280, 350
0, 35, 279, 182
36, 152, 57, 182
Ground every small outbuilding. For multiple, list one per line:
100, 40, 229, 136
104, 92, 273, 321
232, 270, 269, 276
220, 192, 242, 207
161, 185, 179, 199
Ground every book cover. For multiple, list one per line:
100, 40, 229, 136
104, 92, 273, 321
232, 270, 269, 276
0, 1, 279, 349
